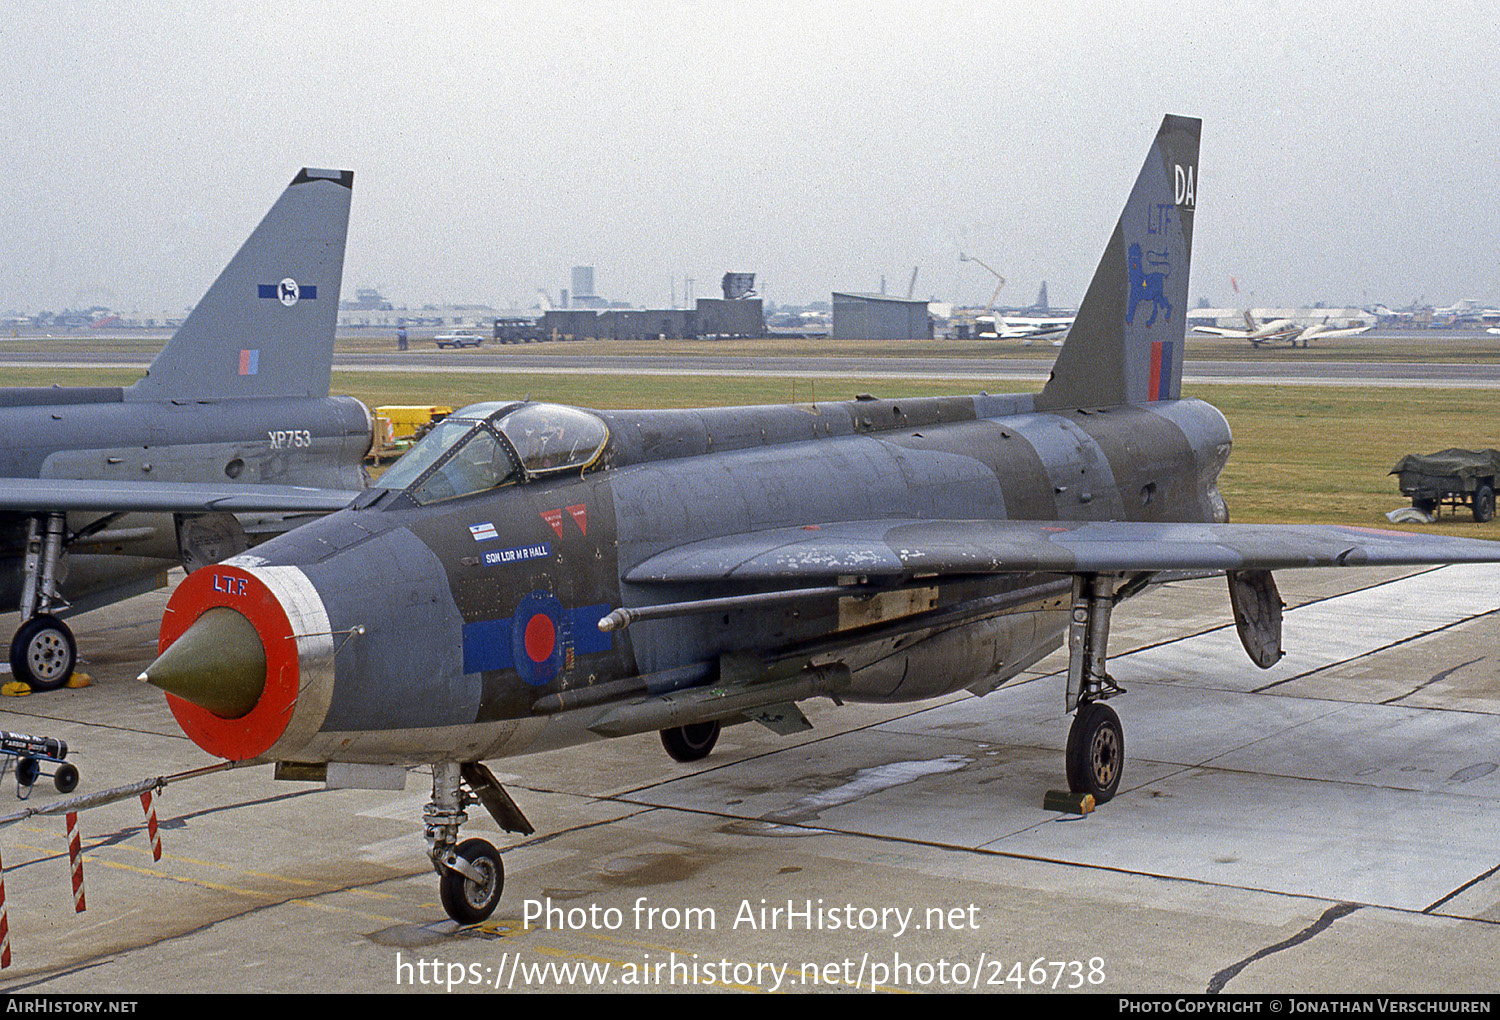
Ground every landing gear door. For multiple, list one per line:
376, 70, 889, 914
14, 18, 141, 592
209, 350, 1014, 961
1227, 569, 1284, 670
175, 512, 251, 574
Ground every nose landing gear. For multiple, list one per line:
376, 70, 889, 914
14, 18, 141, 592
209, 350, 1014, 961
423, 761, 534, 924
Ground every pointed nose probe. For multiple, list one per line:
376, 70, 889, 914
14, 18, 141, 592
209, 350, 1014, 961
139, 606, 267, 719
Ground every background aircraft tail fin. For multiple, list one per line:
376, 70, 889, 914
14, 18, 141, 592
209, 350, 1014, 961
126, 168, 353, 402
1036, 115, 1199, 410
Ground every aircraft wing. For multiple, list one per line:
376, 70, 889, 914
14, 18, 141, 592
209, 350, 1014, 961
1191, 327, 1251, 337
0, 477, 360, 514
625, 519, 1500, 584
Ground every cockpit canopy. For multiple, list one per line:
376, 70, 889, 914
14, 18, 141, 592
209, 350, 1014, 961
375, 401, 609, 505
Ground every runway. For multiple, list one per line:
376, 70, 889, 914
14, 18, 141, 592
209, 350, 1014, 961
6, 329, 1500, 387
1, 564, 1497, 993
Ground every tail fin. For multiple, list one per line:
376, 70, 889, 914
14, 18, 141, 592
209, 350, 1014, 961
1035, 115, 1199, 410
126, 168, 353, 402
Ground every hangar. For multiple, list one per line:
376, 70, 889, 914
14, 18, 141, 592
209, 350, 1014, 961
831, 292, 932, 340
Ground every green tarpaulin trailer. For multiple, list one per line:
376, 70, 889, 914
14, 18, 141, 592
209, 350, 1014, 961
1390, 448, 1500, 522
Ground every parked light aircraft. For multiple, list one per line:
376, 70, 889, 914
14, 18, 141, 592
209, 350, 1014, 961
1295, 318, 1372, 343
0, 170, 370, 690
1192, 310, 1302, 346
138, 117, 1500, 925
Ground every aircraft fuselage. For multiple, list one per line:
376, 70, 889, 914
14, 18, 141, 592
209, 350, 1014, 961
0, 388, 371, 613
180, 392, 1231, 766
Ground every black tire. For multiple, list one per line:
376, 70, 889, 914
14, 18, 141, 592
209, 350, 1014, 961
1473, 485, 1494, 523
1066, 702, 1124, 803
54, 762, 79, 794
9, 614, 76, 691
660, 721, 720, 763
15, 756, 39, 787
439, 838, 504, 925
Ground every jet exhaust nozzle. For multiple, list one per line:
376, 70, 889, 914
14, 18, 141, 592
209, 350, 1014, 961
139, 606, 267, 719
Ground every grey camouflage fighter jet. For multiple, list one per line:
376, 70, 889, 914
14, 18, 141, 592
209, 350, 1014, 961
0, 169, 369, 690
140, 117, 1500, 925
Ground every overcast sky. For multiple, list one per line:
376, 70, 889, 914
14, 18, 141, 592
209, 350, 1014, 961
3, 1, 1497, 315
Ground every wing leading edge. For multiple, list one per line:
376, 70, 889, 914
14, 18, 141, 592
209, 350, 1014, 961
0, 477, 360, 514
625, 519, 1500, 584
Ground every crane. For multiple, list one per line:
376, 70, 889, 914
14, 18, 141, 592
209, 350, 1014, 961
959, 252, 1006, 336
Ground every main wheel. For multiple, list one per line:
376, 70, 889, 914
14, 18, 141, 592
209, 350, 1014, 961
1066, 702, 1124, 803
1473, 485, 1494, 523
15, 756, 39, 788
9, 615, 76, 691
439, 838, 504, 924
660, 721, 720, 762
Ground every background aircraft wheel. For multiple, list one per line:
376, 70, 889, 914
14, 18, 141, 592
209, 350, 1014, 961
1066, 702, 1123, 803
54, 762, 79, 794
439, 838, 504, 924
9, 614, 76, 691
1472, 486, 1494, 523
660, 720, 720, 762
16, 756, 39, 788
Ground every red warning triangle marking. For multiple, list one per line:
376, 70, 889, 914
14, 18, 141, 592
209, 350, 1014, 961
540, 509, 565, 538
567, 503, 587, 536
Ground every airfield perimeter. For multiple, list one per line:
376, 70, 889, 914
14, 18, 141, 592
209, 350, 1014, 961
1, 332, 1499, 994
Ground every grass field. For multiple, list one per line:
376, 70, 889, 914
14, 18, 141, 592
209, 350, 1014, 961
1, 361, 1495, 537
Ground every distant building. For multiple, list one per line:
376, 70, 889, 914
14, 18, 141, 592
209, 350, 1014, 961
695, 298, 764, 338
569, 266, 608, 309
539, 298, 764, 340
831, 293, 932, 340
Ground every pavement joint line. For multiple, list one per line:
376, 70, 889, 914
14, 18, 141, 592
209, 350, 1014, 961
1250, 606, 1500, 694
1423, 859, 1500, 915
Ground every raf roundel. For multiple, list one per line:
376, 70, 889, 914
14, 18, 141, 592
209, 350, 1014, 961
511, 591, 566, 687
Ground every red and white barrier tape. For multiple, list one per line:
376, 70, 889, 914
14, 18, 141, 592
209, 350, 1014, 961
65, 811, 85, 913
140, 790, 162, 861
0, 847, 11, 969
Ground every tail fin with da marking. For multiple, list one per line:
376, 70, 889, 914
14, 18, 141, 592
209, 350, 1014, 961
126, 168, 353, 403
1036, 115, 1199, 410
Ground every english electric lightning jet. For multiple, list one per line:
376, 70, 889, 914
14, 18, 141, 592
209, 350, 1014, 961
0, 169, 370, 690
139, 117, 1500, 925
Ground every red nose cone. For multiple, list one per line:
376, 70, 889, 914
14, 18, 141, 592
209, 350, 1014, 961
156, 564, 301, 761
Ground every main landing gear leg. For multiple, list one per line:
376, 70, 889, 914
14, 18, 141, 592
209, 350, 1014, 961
1064, 573, 1127, 803
425, 762, 504, 925
8, 513, 76, 692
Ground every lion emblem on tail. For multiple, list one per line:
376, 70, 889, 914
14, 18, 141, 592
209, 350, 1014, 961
1125, 243, 1171, 326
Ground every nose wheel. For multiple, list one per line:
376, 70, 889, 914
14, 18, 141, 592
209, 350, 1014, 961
438, 837, 505, 925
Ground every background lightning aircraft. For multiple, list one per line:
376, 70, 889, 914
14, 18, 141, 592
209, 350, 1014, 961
0, 169, 370, 690
138, 117, 1500, 925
